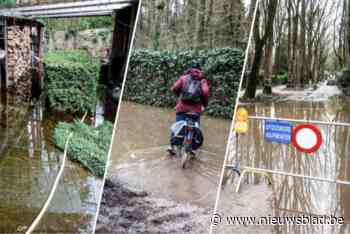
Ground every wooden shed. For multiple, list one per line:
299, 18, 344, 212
0, 16, 44, 100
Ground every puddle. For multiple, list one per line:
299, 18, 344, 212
0, 92, 101, 233
97, 101, 231, 232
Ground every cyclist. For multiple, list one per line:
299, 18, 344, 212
167, 64, 209, 155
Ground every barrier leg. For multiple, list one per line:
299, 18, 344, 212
235, 168, 273, 193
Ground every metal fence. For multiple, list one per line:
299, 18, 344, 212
224, 116, 350, 233
226, 116, 350, 185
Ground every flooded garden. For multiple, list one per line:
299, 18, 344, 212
0, 0, 139, 230
0, 92, 103, 233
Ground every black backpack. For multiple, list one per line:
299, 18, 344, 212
180, 75, 202, 103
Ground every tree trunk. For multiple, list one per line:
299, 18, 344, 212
348, 0, 350, 64
287, 0, 293, 86
245, 40, 265, 98
153, 0, 164, 50
244, 0, 278, 99
171, 0, 179, 50
300, 0, 306, 86
206, 0, 214, 48
263, 34, 274, 95
186, 0, 197, 48
196, 0, 206, 49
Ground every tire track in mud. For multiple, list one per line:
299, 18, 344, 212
95, 179, 210, 234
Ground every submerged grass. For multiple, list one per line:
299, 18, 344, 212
53, 120, 113, 177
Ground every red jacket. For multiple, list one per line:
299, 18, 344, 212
171, 68, 209, 114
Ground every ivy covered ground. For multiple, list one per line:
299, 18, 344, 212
54, 120, 113, 177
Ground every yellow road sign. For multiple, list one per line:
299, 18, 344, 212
235, 121, 248, 134
234, 107, 248, 134
236, 107, 248, 122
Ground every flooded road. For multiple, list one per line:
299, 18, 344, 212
0, 93, 101, 233
108, 101, 230, 206
218, 83, 350, 233
97, 101, 231, 233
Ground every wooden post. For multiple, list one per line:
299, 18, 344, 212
4, 17, 8, 89
108, 3, 138, 87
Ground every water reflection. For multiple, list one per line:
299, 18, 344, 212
0, 92, 101, 233
225, 98, 350, 233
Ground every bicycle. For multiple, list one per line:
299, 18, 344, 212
172, 117, 201, 169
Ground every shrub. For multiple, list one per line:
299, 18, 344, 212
337, 69, 350, 87
44, 50, 100, 114
0, 0, 16, 8
54, 120, 113, 177
124, 48, 244, 118
272, 73, 288, 86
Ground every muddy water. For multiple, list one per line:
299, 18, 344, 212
0, 93, 101, 233
221, 93, 350, 233
107, 102, 230, 208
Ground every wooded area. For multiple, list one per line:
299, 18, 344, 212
134, 0, 249, 51
244, 0, 350, 99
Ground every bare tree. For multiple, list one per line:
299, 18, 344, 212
244, 0, 278, 99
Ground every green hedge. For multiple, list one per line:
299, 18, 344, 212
44, 50, 100, 114
54, 120, 113, 177
123, 48, 244, 118
0, 0, 16, 8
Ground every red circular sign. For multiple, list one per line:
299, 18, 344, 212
291, 124, 322, 153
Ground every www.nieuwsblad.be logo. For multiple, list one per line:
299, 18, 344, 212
211, 214, 345, 226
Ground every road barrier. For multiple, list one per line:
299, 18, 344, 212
226, 116, 350, 192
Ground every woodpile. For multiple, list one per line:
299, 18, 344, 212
15, 69, 33, 102
7, 25, 33, 101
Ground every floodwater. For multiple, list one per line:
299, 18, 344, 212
0, 92, 101, 233
107, 101, 230, 206
219, 83, 350, 233
97, 101, 231, 232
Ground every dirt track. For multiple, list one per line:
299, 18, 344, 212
95, 179, 211, 233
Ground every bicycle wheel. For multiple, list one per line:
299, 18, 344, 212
181, 148, 188, 169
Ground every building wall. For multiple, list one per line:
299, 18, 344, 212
47, 28, 112, 58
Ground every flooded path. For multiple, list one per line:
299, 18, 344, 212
217, 82, 350, 233
0, 93, 101, 233
97, 102, 231, 233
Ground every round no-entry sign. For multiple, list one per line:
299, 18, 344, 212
291, 124, 322, 153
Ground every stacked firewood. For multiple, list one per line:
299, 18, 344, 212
7, 26, 33, 101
